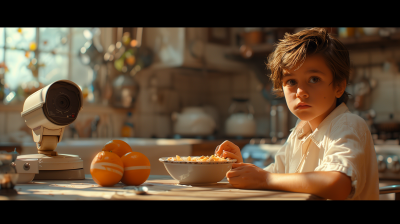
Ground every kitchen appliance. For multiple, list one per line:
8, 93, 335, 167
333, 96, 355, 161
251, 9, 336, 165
142, 28, 247, 72
373, 114, 400, 140
225, 98, 256, 138
365, 108, 400, 141
202, 105, 220, 133
19, 80, 85, 180
240, 138, 284, 169
375, 144, 400, 180
172, 107, 216, 137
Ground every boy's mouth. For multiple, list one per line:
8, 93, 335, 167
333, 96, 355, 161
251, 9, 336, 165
295, 102, 311, 110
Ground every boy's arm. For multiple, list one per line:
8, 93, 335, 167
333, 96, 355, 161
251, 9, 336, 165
266, 171, 352, 200
227, 163, 352, 200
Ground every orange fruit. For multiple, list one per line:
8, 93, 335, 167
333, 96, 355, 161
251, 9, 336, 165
102, 139, 133, 158
90, 151, 124, 187
120, 152, 151, 186
121, 126, 132, 137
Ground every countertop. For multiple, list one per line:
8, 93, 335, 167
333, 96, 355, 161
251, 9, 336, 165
0, 138, 254, 176
0, 174, 324, 200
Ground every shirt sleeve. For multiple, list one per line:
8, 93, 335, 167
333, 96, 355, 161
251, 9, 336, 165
314, 116, 366, 200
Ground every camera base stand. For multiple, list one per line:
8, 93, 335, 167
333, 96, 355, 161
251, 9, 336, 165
33, 168, 85, 180
17, 154, 85, 180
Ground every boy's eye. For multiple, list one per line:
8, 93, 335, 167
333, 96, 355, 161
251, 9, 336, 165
285, 79, 297, 86
309, 77, 320, 83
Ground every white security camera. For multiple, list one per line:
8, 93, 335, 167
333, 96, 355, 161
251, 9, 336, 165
21, 80, 83, 156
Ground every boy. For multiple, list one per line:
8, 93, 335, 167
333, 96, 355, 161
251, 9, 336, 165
215, 27, 379, 200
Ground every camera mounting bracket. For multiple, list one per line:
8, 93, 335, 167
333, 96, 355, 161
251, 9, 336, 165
32, 126, 65, 156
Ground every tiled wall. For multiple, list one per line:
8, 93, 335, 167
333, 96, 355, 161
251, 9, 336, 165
3, 46, 400, 141
131, 67, 296, 139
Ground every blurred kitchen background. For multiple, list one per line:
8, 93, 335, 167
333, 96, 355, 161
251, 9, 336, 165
2, 28, 400, 194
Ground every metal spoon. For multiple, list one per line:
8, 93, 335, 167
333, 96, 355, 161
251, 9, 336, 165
132, 186, 148, 195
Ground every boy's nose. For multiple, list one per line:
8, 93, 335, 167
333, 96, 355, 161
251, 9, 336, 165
296, 88, 309, 98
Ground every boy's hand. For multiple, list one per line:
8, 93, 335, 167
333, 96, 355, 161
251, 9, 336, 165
214, 140, 243, 163
226, 163, 269, 189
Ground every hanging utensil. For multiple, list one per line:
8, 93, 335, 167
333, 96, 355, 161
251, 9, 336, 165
113, 28, 153, 75
78, 28, 106, 104
110, 73, 139, 108
78, 28, 104, 69
133, 28, 154, 71
110, 28, 149, 108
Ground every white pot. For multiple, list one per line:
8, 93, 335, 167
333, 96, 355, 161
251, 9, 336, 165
202, 105, 219, 131
225, 113, 256, 137
172, 107, 216, 136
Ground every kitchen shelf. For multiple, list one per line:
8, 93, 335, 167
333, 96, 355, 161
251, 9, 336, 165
338, 32, 400, 51
225, 32, 400, 62
224, 44, 275, 62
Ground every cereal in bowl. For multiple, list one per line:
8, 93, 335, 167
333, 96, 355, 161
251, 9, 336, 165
167, 155, 233, 162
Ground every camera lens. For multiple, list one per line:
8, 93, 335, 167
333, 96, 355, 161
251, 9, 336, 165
44, 81, 82, 126
55, 94, 70, 111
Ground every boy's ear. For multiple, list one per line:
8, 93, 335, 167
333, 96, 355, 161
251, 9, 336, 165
336, 80, 346, 98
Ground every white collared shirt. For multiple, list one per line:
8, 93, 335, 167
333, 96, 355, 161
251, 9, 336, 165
264, 103, 380, 200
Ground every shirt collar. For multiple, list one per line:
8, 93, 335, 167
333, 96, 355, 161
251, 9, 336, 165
292, 102, 350, 144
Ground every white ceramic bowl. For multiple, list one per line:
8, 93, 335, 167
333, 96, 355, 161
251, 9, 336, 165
159, 157, 236, 185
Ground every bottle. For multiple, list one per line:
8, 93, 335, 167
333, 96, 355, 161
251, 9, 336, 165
121, 112, 135, 137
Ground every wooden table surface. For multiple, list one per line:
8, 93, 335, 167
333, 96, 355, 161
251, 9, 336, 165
0, 174, 324, 200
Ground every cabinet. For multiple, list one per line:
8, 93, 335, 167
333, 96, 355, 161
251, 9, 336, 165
225, 31, 400, 61
142, 28, 247, 72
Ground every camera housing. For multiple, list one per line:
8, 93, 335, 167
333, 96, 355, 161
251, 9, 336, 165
21, 80, 83, 155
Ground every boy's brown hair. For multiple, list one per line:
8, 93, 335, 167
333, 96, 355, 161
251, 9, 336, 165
266, 27, 350, 105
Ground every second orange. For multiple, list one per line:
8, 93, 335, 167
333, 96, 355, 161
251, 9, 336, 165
102, 139, 133, 158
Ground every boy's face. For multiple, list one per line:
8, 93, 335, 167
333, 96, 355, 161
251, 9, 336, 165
281, 54, 345, 129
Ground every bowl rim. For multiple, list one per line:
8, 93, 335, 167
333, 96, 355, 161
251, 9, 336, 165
158, 156, 237, 164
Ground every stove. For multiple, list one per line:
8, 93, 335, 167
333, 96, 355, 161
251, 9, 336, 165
375, 144, 400, 180
241, 138, 285, 169
242, 137, 400, 180
372, 133, 400, 180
